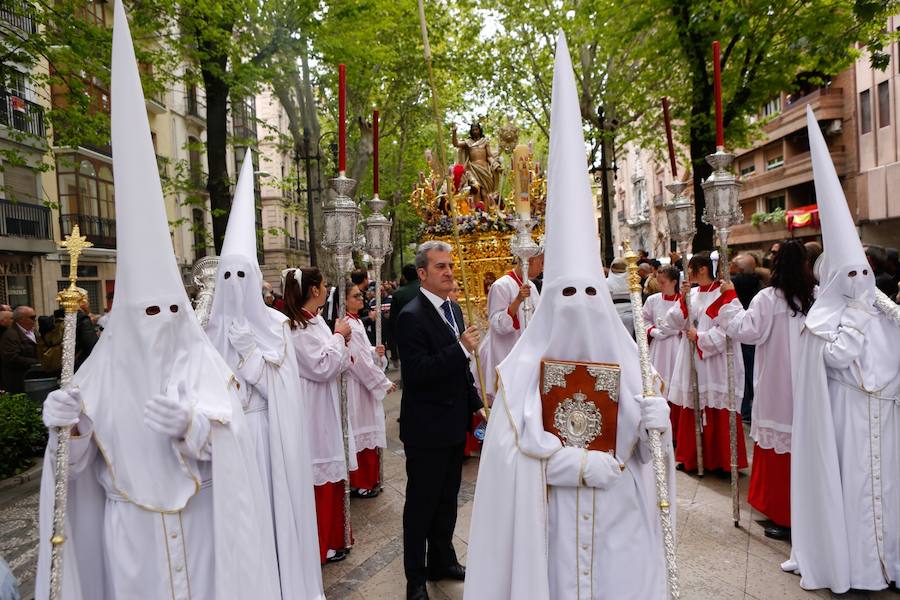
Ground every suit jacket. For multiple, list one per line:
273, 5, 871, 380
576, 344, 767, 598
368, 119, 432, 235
0, 325, 40, 393
389, 281, 421, 353
397, 291, 482, 448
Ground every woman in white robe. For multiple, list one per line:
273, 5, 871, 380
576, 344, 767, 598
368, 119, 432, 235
344, 282, 395, 497
642, 265, 683, 431
283, 267, 354, 565
714, 239, 815, 540
664, 251, 747, 474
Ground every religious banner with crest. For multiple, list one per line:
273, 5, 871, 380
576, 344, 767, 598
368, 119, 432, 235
540, 359, 620, 453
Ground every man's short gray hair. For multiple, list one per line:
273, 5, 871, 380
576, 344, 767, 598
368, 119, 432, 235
415, 240, 453, 270
12, 306, 33, 320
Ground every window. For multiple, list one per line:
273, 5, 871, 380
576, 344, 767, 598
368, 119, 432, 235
58, 280, 100, 313
762, 96, 782, 118
56, 154, 116, 247
188, 136, 204, 188
766, 155, 784, 170
878, 81, 890, 128
860, 89, 872, 134
766, 195, 786, 212
3, 165, 38, 203
740, 162, 756, 177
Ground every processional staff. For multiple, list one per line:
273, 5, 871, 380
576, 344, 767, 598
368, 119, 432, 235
417, 0, 489, 420
624, 240, 680, 600
49, 225, 93, 600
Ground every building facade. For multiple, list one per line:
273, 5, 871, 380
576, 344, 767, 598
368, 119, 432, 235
256, 88, 310, 290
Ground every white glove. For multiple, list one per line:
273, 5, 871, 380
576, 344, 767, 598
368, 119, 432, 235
144, 384, 192, 438
43, 388, 82, 428
582, 451, 624, 490
227, 320, 257, 358
638, 394, 670, 433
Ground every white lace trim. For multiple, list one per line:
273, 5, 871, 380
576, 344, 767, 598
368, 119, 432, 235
312, 460, 348, 487
354, 431, 386, 451
752, 426, 792, 454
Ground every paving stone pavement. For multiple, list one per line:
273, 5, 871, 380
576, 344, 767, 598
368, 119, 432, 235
2, 380, 896, 599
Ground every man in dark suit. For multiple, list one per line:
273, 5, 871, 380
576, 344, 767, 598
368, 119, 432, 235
397, 241, 483, 600
0, 306, 41, 393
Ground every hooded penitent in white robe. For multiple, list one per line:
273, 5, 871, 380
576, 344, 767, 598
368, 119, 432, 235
642, 292, 682, 390
204, 155, 324, 599
291, 314, 355, 485
346, 314, 392, 451
476, 269, 540, 401
35, 4, 280, 598
786, 107, 900, 593
464, 32, 675, 600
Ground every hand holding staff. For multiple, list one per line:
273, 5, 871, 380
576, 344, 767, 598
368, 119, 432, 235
624, 241, 680, 600
49, 225, 93, 600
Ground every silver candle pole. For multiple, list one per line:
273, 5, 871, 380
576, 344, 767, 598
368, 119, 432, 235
507, 215, 540, 327
191, 255, 220, 327
663, 182, 704, 477
322, 171, 360, 549
364, 192, 393, 490
701, 148, 744, 527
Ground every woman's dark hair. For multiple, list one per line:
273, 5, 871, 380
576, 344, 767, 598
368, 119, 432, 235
687, 252, 714, 279
771, 239, 815, 316
657, 265, 680, 285
283, 267, 324, 330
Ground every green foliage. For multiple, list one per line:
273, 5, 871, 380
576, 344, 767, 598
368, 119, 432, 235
0, 394, 46, 479
750, 208, 786, 228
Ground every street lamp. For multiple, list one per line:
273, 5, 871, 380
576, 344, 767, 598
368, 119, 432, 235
700, 148, 743, 527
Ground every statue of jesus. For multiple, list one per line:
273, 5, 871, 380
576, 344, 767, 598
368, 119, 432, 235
452, 122, 502, 209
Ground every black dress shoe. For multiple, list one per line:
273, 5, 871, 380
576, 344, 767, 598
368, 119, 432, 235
763, 525, 791, 541
406, 582, 429, 600
427, 562, 466, 581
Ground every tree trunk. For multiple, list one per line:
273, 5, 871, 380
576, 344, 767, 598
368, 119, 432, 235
197, 30, 232, 255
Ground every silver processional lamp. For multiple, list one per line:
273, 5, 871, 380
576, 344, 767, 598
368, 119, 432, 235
322, 171, 359, 550
364, 193, 393, 347
663, 181, 695, 257
700, 147, 744, 528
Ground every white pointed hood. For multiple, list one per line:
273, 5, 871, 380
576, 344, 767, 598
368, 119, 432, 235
70, 0, 235, 510
495, 31, 642, 462
805, 105, 875, 334
207, 151, 288, 368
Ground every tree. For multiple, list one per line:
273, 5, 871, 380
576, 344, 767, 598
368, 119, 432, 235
614, 0, 898, 249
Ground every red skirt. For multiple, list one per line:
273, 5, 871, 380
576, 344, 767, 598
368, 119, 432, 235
349, 447, 380, 490
464, 414, 483, 456
748, 443, 791, 527
675, 406, 748, 473
313, 481, 352, 563
668, 403, 682, 436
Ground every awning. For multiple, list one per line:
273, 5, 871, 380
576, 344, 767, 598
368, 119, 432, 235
787, 204, 819, 231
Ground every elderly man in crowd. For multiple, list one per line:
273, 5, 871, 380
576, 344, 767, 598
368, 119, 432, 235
0, 306, 40, 393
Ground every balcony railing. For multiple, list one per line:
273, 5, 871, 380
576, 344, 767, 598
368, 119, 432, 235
60, 214, 116, 248
0, 199, 52, 239
0, 89, 45, 138
0, 0, 36, 34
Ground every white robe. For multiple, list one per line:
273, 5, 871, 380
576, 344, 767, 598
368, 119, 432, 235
291, 316, 355, 485
715, 288, 802, 453
476, 272, 540, 399
790, 307, 900, 592
346, 316, 392, 451
664, 284, 744, 411
642, 293, 682, 392
35, 392, 281, 600
227, 320, 325, 600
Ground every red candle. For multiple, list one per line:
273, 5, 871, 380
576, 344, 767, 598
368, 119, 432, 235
373, 110, 379, 195
713, 40, 724, 149
662, 97, 677, 177
338, 64, 346, 173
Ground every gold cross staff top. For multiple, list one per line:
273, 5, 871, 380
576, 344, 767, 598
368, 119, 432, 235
58, 225, 93, 313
